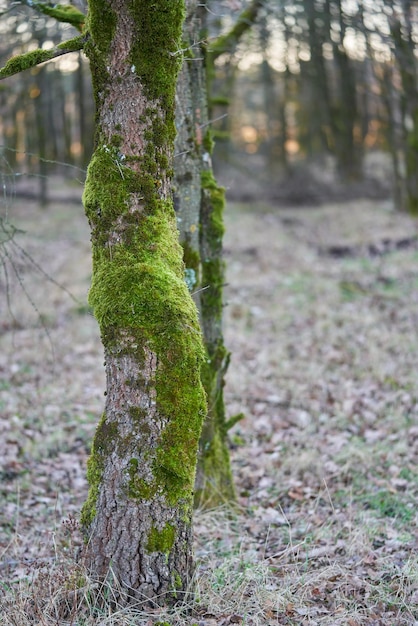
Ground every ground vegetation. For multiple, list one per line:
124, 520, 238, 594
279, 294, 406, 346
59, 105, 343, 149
1, 181, 418, 623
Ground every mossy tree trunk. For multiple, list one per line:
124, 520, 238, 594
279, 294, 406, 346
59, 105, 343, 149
80, 0, 206, 605
177, 0, 264, 506
198, 165, 235, 506
192, 0, 265, 506
174, 0, 236, 507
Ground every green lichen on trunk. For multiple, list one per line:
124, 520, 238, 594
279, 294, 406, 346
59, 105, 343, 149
196, 160, 236, 506
85, 0, 116, 55
182, 240, 200, 291
81, 142, 206, 514
82, 142, 206, 494
200, 168, 225, 318
80, 0, 206, 601
146, 523, 176, 553
128, 0, 184, 112
80, 412, 116, 526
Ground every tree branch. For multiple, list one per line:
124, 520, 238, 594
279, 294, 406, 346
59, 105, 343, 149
0, 35, 86, 81
209, 0, 264, 61
20, 0, 86, 31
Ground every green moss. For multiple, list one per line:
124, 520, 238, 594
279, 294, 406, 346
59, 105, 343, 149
81, 455, 101, 527
0, 44, 87, 79
129, 406, 148, 423
203, 130, 215, 154
30, 2, 85, 30
110, 134, 123, 148
200, 169, 226, 316
194, 427, 234, 508
197, 163, 235, 505
57, 35, 86, 52
182, 240, 200, 286
129, 457, 139, 472
127, 459, 154, 499
210, 95, 230, 106
201, 168, 218, 188
83, 149, 206, 510
201, 171, 225, 234
173, 571, 182, 589
146, 523, 176, 553
82, 0, 116, 104
128, 0, 184, 112
85, 0, 116, 56
80, 413, 115, 527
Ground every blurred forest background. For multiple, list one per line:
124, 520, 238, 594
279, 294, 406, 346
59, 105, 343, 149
1, 0, 418, 212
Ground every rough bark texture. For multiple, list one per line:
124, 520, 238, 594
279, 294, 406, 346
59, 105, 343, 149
197, 164, 235, 507
174, 0, 235, 507
172, 0, 235, 507
80, 0, 206, 605
174, 4, 203, 295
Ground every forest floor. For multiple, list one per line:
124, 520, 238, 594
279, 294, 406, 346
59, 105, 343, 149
1, 178, 418, 625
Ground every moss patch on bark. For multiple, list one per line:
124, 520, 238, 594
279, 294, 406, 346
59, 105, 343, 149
128, 0, 185, 113
146, 523, 176, 554
80, 412, 114, 526
200, 168, 226, 319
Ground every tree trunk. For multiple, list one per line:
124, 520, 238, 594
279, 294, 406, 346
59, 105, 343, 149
81, 0, 206, 605
174, 0, 235, 507
34, 63, 48, 206
175, 0, 235, 507
390, 12, 418, 214
303, 0, 333, 155
174, 1, 203, 295
198, 164, 235, 506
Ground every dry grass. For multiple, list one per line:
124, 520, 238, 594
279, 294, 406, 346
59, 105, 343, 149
1, 181, 418, 624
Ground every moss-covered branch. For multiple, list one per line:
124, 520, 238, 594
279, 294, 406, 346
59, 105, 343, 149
20, 0, 86, 31
224, 412, 245, 433
209, 0, 264, 60
0, 35, 86, 80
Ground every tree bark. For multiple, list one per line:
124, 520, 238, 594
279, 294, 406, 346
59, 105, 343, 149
174, 1, 203, 294
176, 0, 237, 506
81, 0, 206, 605
174, 0, 235, 507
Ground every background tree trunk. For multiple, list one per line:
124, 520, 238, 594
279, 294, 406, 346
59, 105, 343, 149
81, 0, 206, 605
174, 1, 202, 296
174, 0, 235, 507
390, 9, 418, 214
